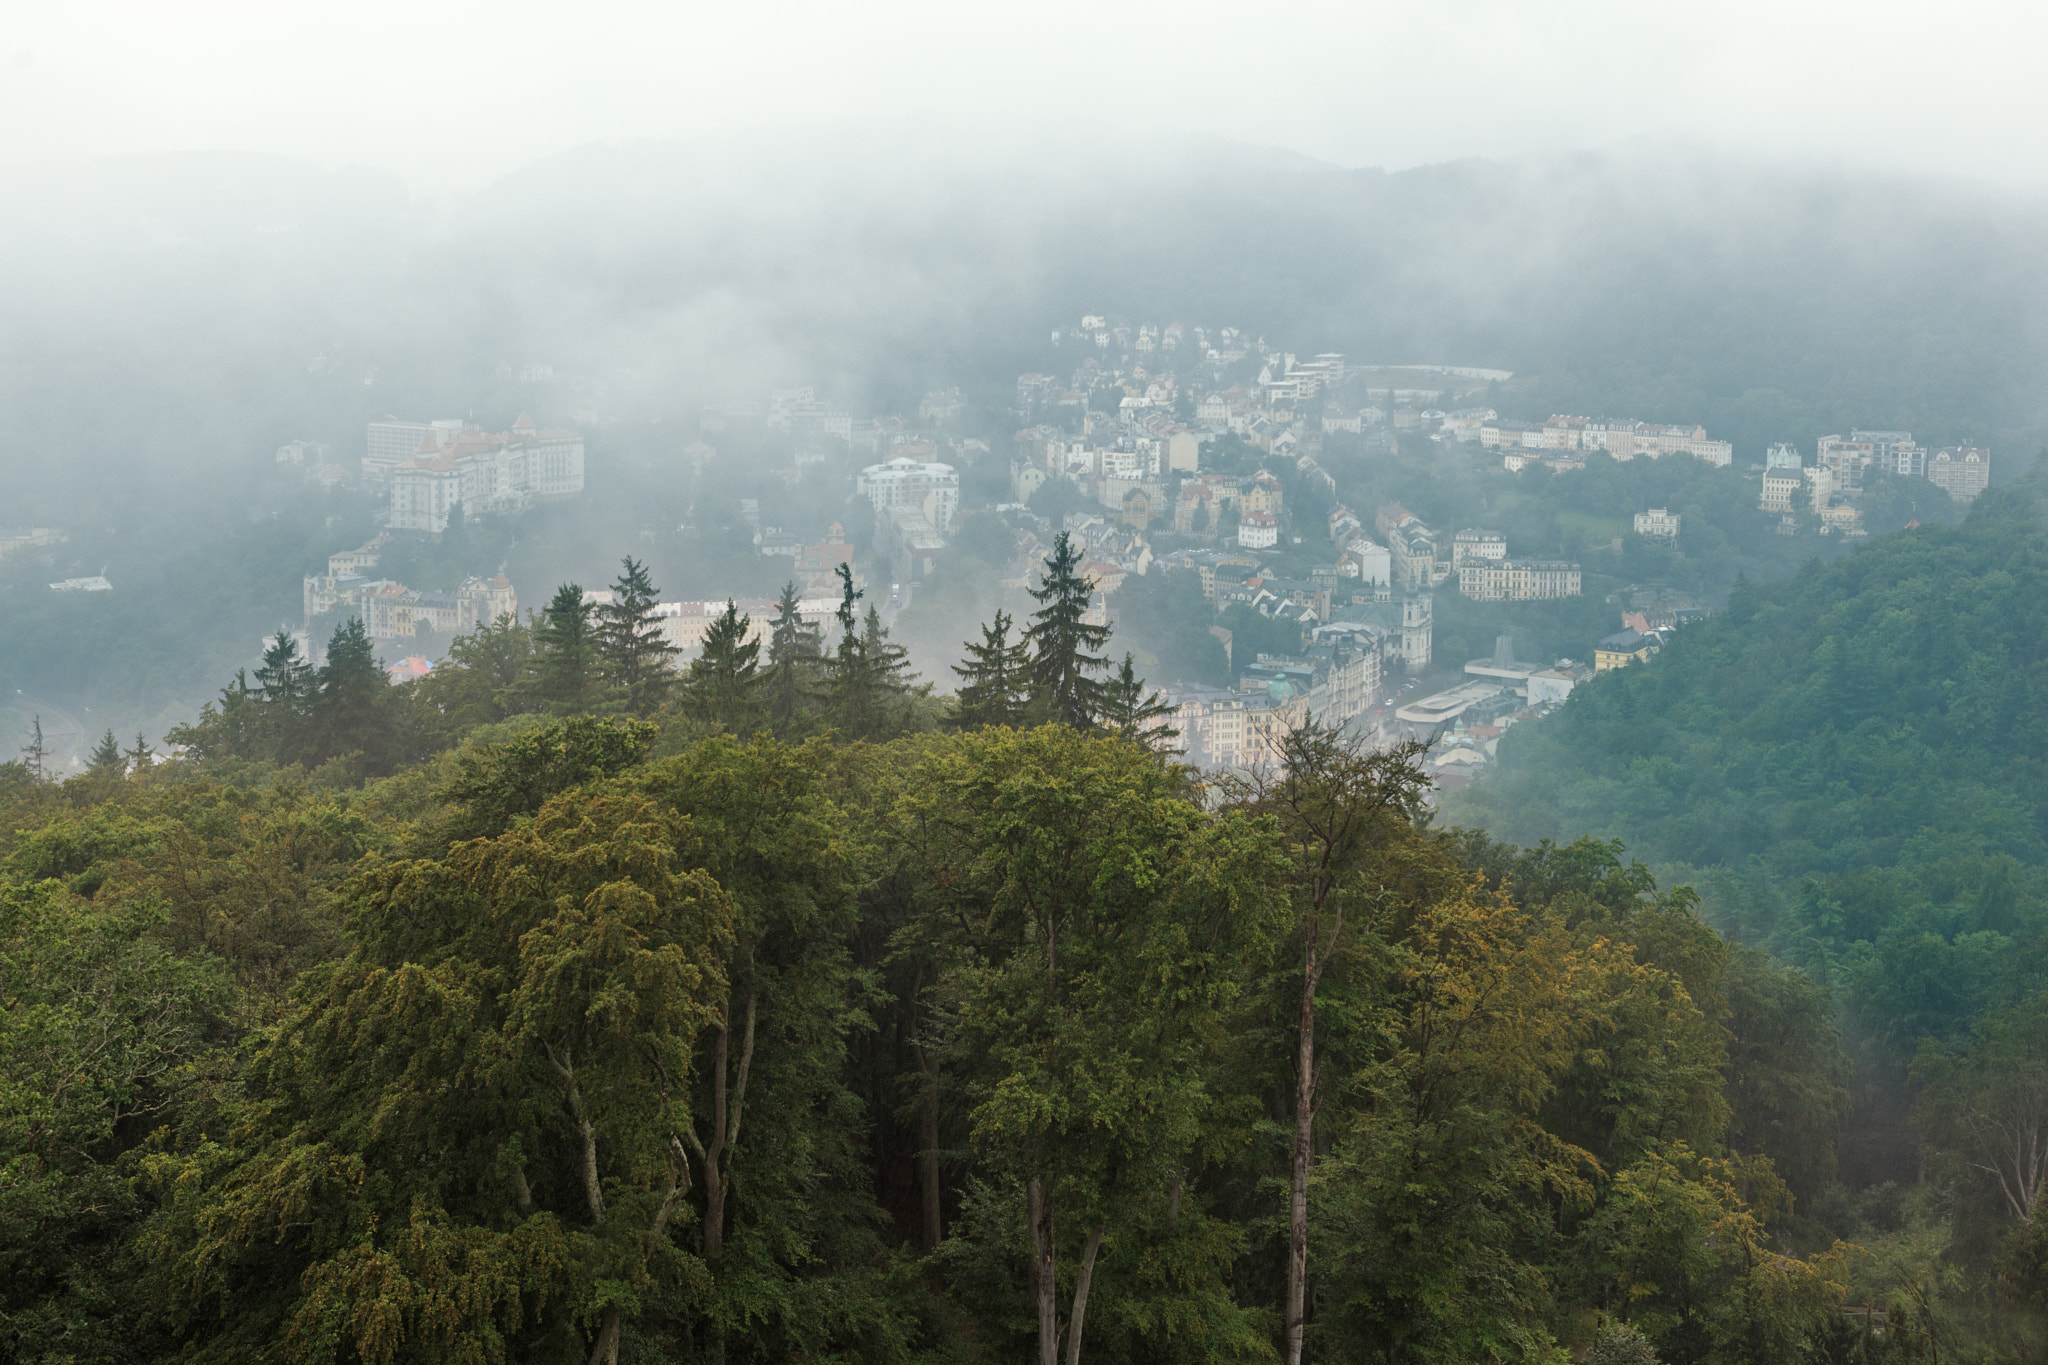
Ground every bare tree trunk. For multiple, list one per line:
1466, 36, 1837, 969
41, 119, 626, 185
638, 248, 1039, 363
702, 989, 758, 1265
920, 1075, 943, 1250
586, 1307, 620, 1365
1063, 1222, 1106, 1365
1287, 938, 1320, 1365
1167, 1168, 1182, 1227
1028, 1176, 1058, 1365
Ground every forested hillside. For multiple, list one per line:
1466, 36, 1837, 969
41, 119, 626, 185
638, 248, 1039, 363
1449, 472, 2048, 1287
0, 539, 1903, 1365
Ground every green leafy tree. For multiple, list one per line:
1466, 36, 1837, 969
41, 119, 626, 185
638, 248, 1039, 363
0, 882, 237, 1365
596, 557, 679, 712
1218, 721, 1430, 1365
444, 715, 658, 837
950, 609, 1031, 730
1097, 653, 1179, 749
139, 789, 735, 1364
411, 612, 536, 737
1022, 532, 1111, 729
684, 600, 765, 733
913, 726, 1289, 1365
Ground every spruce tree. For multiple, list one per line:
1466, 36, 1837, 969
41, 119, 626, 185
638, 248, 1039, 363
253, 630, 314, 755
1099, 652, 1179, 748
311, 617, 388, 766
950, 608, 1031, 730
1022, 531, 1112, 729
88, 728, 124, 774
531, 583, 599, 710
596, 557, 679, 712
123, 732, 155, 771
684, 599, 765, 733
765, 580, 820, 735
820, 564, 920, 741
20, 716, 45, 780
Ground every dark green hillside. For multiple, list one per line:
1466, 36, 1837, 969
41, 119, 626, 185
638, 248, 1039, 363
1446, 474, 2048, 1183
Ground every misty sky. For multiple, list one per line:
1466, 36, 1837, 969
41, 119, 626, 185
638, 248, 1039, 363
3, 0, 2043, 192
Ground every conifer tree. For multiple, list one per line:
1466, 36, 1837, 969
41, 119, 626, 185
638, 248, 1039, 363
1023, 531, 1111, 729
1098, 652, 1179, 748
685, 599, 765, 732
951, 608, 1031, 730
765, 580, 820, 735
820, 564, 919, 741
531, 583, 599, 710
88, 728, 123, 774
596, 556, 679, 711
310, 617, 387, 766
123, 732, 155, 771
20, 715, 45, 780
253, 630, 314, 755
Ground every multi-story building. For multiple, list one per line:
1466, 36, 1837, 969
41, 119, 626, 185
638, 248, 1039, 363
1457, 559, 1582, 601
1765, 442, 1802, 470
365, 419, 466, 485
856, 458, 959, 533
1929, 447, 1991, 502
1595, 629, 1657, 671
1633, 508, 1680, 539
388, 415, 586, 532
1816, 430, 1920, 491
1240, 471, 1285, 515
1760, 467, 1803, 513
1399, 594, 1432, 670
1389, 522, 1438, 589
1238, 510, 1280, 549
1451, 528, 1507, 566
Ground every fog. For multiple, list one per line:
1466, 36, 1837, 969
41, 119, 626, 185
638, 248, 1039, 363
7, 1, 2048, 190
4, 3, 2048, 752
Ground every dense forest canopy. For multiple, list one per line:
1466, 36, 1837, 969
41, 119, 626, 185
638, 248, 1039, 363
1448, 471, 2048, 1285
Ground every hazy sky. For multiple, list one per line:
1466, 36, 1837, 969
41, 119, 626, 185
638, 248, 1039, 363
4, 0, 2044, 192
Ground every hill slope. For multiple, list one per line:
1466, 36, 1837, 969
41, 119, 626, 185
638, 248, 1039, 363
1445, 479, 2048, 1178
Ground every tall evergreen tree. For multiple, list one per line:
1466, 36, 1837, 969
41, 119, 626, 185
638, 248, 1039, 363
88, 728, 124, 774
123, 732, 155, 771
951, 608, 1031, 730
530, 582, 599, 710
1098, 652, 1179, 748
310, 617, 388, 766
253, 630, 315, 755
685, 599, 765, 733
20, 715, 46, 780
820, 564, 920, 741
596, 557, 679, 711
765, 580, 820, 735
1023, 531, 1112, 729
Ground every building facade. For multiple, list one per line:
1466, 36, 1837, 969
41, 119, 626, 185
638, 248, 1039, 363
1929, 447, 1991, 502
1457, 559, 1582, 600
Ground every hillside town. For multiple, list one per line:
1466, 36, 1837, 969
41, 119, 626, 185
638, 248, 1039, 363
254, 314, 2000, 771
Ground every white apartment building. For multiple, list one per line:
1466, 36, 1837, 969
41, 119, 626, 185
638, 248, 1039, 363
1760, 467, 1803, 513
857, 457, 959, 533
1452, 528, 1507, 566
1457, 559, 1582, 601
1633, 508, 1680, 539
1238, 510, 1280, 548
1929, 447, 1991, 502
388, 416, 586, 532
366, 418, 466, 485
